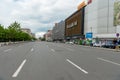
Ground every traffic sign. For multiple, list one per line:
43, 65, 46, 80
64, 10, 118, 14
86, 32, 93, 38
116, 33, 119, 37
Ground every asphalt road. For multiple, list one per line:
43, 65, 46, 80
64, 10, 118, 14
0, 41, 120, 80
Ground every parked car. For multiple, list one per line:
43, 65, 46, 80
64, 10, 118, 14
65, 41, 74, 44
93, 42, 102, 47
102, 41, 115, 49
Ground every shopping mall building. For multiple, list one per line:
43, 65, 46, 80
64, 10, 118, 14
65, 2, 85, 40
84, 0, 120, 39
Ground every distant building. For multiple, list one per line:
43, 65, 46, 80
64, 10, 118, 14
31, 33, 35, 38
43, 34, 46, 39
21, 28, 35, 38
52, 21, 65, 41
21, 28, 32, 36
44, 30, 52, 41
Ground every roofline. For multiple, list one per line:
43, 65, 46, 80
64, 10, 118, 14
65, 6, 85, 21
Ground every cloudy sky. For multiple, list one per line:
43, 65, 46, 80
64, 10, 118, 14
0, 0, 83, 38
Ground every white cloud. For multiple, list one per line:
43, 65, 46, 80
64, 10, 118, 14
0, 0, 83, 35
36, 32, 46, 38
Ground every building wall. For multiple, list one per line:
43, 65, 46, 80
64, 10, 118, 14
45, 30, 52, 41
84, 0, 120, 38
65, 8, 85, 39
52, 21, 65, 41
31, 33, 35, 38
21, 28, 32, 37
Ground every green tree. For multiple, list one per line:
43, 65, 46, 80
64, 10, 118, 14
0, 21, 33, 42
8, 21, 21, 41
8, 21, 21, 32
0, 24, 5, 42
4, 28, 9, 42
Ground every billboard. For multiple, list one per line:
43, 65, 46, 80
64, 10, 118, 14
88, 0, 92, 4
77, 1, 86, 10
114, 1, 120, 26
86, 32, 93, 38
77, 0, 92, 10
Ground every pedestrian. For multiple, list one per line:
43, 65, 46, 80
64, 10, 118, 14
113, 38, 119, 52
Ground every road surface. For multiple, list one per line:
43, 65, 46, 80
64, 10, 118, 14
0, 42, 120, 80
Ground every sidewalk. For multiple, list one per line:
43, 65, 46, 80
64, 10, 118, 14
0, 42, 20, 47
77, 44, 120, 52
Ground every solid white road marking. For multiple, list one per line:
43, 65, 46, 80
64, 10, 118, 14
66, 59, 88, 74
12, 59, 27, 78
97, 58, 120, 66
51, 49, 55, 52
31, 48, 34, 52
4, 49, 12, 52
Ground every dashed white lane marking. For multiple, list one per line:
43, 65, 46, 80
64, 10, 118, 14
31, 48, 34, 52
12, 59, 27, 78
4, 49, 12, 52
66, 59, 88, 74
51, 49, 55, 52
97, 58, 120, 66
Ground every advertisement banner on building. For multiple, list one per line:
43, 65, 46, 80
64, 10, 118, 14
86, 32, 93, 38
88, 0, 92, 4
77, 1, 86, 10
114, 1, 120, 26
